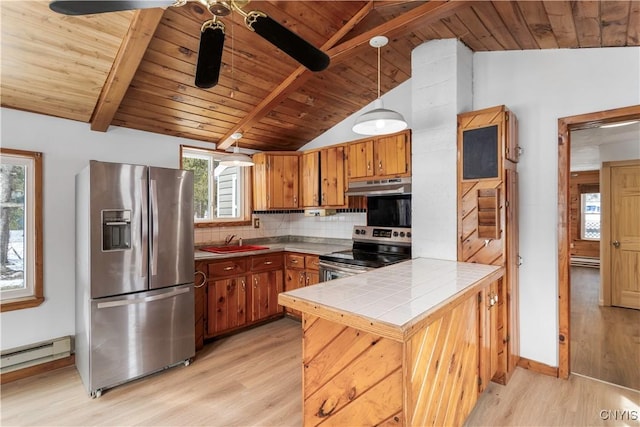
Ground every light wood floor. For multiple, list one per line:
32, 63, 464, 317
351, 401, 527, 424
571, 266, 640, 391
2, 317, 639, 426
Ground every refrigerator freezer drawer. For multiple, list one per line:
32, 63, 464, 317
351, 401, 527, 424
86, 284, 195, 395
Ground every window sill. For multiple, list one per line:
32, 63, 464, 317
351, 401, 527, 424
1, 296, 45, 313
194, 220, 252, 228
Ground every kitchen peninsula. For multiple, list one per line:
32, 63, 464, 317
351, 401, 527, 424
278, 257, 504, 426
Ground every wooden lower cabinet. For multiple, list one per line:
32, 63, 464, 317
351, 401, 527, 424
250, 270, 283, 321
300, 282, 495, 427
479, 278, 501, 393
284, 253, 319, 319
207, 276, 248, 336
198, 253, 285, 341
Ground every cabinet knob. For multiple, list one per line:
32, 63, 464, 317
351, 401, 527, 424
613, 240, 621, 248
241, 280, 246, 291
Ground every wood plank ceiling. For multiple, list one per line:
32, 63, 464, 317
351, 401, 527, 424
2, 1, 639, 152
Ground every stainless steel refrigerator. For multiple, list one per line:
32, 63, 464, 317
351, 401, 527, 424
75, 160, 194, 397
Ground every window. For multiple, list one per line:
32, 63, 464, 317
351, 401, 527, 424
180, 146, 252, 225
580, 192, 601, 240
0, 148, 43, 312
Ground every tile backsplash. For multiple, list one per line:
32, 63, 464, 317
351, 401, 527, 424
194, 212, 366, 245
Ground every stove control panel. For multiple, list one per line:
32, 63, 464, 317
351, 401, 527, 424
352, 226, 412, 245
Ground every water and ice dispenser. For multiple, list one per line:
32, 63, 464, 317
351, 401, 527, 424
102, 210, 131, 251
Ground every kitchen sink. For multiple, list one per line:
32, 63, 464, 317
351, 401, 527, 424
200, 245, 269, 254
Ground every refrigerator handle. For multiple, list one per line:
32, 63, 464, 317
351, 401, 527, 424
140, 177, 148, 279
96, 286, 191, 309
150, 178, 159, 277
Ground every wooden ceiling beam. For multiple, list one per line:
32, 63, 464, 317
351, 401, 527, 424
216, 1, 375, 150
327, 0, 472, 64
90, 8, 165, 132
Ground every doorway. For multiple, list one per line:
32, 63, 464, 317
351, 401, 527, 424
557, 105, 640, 383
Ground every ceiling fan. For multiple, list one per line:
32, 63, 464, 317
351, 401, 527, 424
49, 0, 331, 88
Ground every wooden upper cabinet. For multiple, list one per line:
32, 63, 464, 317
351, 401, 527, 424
457, 105, 518, 183
374, 133, 410, 177
320, 146, 346, 207
346, 139, 374, 179
346, 130, 411, 181
252, 152, 300, 210
301, 151, 320, 207
301, 146, 346, 208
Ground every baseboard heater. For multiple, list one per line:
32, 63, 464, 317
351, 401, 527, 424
1, 336, 72, 374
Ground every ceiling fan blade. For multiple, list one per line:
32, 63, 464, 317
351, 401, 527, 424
49, 1, 174, 15
195, 24, 225, 89
245, 12, 330, 72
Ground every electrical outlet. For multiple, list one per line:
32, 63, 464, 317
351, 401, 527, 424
253, 218, 260, 228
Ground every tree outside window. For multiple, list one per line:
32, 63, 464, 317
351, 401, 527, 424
180, 146, 251, 225
0, 148, 43, 312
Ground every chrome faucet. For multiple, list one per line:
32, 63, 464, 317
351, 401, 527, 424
224, 234, 236, 245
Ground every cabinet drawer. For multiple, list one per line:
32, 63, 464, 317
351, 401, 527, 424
208, 258, 247, 278
305, 255, 320, 271
251, 253, 284, 272
285, 254, 305, 269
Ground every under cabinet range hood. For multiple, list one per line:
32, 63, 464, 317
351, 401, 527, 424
345, 177, 411, 196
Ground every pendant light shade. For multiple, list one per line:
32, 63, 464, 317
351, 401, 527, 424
352, 98, 407, 136
220, 132, 254, 167
353, 36, 407, 136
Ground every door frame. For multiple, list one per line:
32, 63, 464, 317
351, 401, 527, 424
557, 105, 640, 379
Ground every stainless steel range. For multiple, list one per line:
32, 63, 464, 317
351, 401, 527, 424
319, 226, 412, 281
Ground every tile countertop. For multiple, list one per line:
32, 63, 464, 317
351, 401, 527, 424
194, 241, 351, 261
278, 257, 504, 342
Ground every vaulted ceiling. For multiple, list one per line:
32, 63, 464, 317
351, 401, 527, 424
2, 1, 639, 152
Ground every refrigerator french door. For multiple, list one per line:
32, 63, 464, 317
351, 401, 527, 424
75, 161, 194, 397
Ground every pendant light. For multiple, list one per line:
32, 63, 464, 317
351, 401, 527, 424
220, 132, 254, 167
352, 36, 407, 136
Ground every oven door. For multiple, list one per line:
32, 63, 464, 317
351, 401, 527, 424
319, 260, 372, 282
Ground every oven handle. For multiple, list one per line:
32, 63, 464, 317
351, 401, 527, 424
318, 260, 371, 276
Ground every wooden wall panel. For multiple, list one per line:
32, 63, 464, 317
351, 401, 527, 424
569, 170, 600, 259
302, 315, 403, 427
405, 294, 479, 427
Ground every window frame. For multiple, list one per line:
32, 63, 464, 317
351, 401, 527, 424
0, 148, 44, 312
180, 145, 252, 227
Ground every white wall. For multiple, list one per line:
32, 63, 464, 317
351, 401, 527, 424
0, 108, 363, 351
410, 39, 472, 260
0, 109, 213, 350
303, 79, 413, 150
600, 139, 640, 163
303, 45, 640, 368
472, 47, 640, 366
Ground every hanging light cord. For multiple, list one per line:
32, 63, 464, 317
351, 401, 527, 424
377, 43, 381, 99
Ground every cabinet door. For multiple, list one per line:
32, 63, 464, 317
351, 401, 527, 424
269, 155, 299, 208
321, 146, 346, 207
284, 268, 305, 318
301, 151, 320, 207
252, 153, 268, 211
250, 270, 284, 321
478, 279, 499, 394
375, 133, 408, 177
346, 139, 374, 179
207, 276, 247, 337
